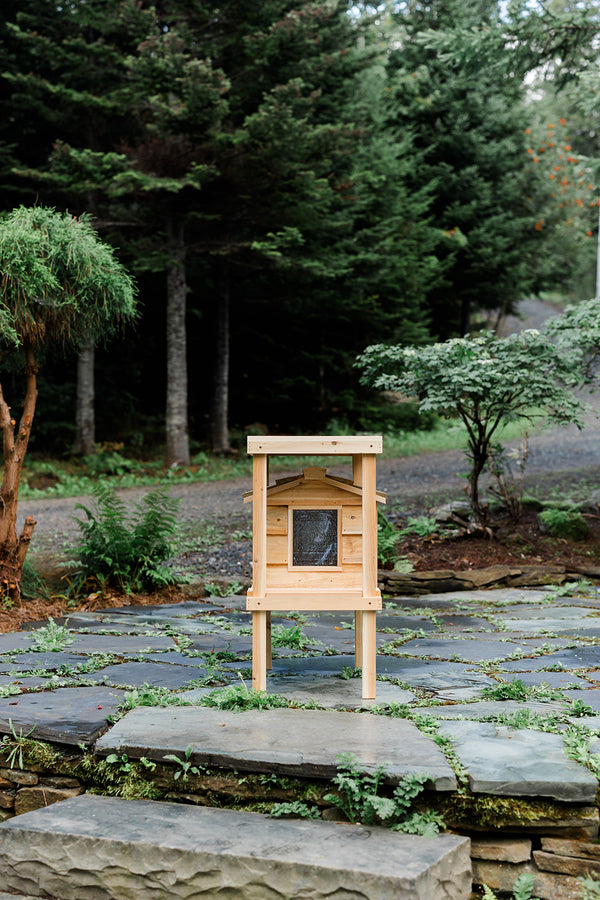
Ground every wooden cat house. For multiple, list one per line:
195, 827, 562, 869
244, 435, 385, 699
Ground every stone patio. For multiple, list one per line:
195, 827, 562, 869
1, 581, 600, 898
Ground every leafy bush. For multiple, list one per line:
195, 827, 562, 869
538, 507, 591, 541
74, 484, 181, 592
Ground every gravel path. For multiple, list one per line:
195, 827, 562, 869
19, 298, 600, 579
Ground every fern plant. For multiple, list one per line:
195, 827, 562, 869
74, 484, 181, 592
324, 753, 443, 836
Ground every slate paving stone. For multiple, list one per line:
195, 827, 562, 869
396, 638, 526, 662
434, 615, 500, 631
549, 646, 600, 668
0, 686, 126, 744
498, 653, 580, 673
437, 720, 598, 801
90, 660, 210, 689
96, 706, 457, 790
65, 634, 175, 654
381, 597, 459, 610
561, 689, 600, 710
412, 700, 568, 720
256, 653, 496, 691
495, 671, 594, 689
0, 651, 93, 672
502, 618, 598, 633
254, 676, 416, 710
0, 634, 35, 653
0, 674, 50, 689
185, 634, 253, 654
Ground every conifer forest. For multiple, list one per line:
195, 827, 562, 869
1, 1, 599, 463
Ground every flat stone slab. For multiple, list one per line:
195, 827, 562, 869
398, 638, 527, 662
96, 706, 457, 790
412, 700, 569, 720
259, 676, 416, 710
0, 686, 126, 745
65, 634, 175, 654
91, 660, 209, 689
0, 651, 90, 673
437, 720, 598, 801
262, 654, 496, 690
0, 795, 471, 900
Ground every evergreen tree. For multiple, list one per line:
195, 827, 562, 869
387, 0, 538, 337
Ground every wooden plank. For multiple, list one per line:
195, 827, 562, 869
342, 534, 362, 564
352, 454, 363, 487
361, 610, 377, 699
269, 491, 362, 507
252, 610, 268, 691
247, 435, 383, 455
342, 508, 362, 534
266, 534, 288, 565
266, 565, 362, 590
266, 611, 272, 670
247, 593, 382, 611
251, 455, 268, 600
362, 454, 378, 599
267, 507, 288, 535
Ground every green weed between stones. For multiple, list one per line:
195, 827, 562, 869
323, 752, 444, 836
480, 872, 540, 900
29, 617, 74, 652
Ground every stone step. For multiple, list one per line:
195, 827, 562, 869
0, 794, 471, 900
95, 706, 458, 791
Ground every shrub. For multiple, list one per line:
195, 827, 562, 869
74, 484, 181, 592
538, 508, 590, 541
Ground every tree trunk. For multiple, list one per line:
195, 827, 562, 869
209, 261, 231, 453
0, 342, 39, 602
165, 218, 190, 467
73, 337, 95, 455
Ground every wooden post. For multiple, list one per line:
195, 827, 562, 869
362, 454, 377, 699
266, 611, 272, 670
355, 611, 363, 668
251, 454, 268, 690
252, 611, 267, 691
361, 610, 377, 699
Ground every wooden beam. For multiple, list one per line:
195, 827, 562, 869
247, 435, 382, 455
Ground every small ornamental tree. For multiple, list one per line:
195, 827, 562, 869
545, 297, 600, 377
0, 205, 136, 601
357, 330, 586, 527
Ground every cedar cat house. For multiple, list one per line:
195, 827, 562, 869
244, 435, 385, 699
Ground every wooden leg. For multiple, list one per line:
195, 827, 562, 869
354, 610, 363, 668
252, 610, 267, 691
361, 610, 376, 700
266, 610, 272, 670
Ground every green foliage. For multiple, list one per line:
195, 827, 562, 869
358, 330, 586, 524
538, 507, 591, 541
30, 617, 74, 652
163, 744, 204, 781
0, 205, 136, 351
201, 682, 291, 712
119, 684, 193, 710
74, 484, 181, 592
204, 581, 243, 598
269, 800, 320, 820
324, 753, 443, 836
271, 624, 318, 651
481, 874, 540, 900
481, 678, 530, 702
581, 874, 600, 900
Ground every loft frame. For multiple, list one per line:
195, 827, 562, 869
244, 435, 384, 700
